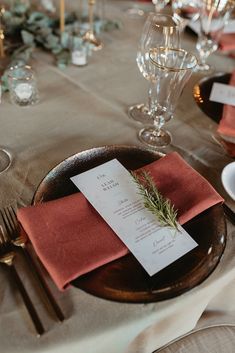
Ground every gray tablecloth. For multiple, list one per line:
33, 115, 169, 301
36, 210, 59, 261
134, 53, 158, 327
0, 1, 234, 352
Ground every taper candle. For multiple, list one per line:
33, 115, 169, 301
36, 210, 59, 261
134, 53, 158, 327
0, 30, 5, 58
60, 0, 65, 33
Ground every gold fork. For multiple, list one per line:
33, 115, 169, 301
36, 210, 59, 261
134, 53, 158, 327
0, 225, 44, 336
0, 206, 64, 322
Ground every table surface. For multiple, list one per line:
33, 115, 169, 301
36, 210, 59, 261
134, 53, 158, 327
0, 1, 235, 353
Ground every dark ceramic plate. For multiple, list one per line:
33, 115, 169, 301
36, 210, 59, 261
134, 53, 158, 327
193, 73, 231, 123
33, 145, 226, 303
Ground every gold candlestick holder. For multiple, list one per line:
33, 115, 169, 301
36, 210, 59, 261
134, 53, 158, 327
83, 0, 102, 50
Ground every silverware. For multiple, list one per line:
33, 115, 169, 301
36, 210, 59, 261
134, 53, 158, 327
0, 225, 44, 336
0, 206, 65, 322
223, 203, 235, 225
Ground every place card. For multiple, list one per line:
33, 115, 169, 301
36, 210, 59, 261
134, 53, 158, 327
71, 159, 198, 276
210, 82, 235, 106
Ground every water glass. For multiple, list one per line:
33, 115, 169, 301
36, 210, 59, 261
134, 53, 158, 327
8, 64, 39, 106
139, 48, 197, 148
128, 13, 180, 124
196, 0, 234, 72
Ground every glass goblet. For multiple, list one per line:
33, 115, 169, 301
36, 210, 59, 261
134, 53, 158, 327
139, 47, 197, 148
0, 64, 12, 173
0, 148, 11, 173
128, 13, 180, 124
125, 1, 145, 18
152, 0, 170, 13
172, 0, 201, 32
195, 0, 234, 72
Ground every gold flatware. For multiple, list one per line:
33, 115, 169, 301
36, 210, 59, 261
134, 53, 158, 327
0, 225, 44, 336
0, 206, 65, 322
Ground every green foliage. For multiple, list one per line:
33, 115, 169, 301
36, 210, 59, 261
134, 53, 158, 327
0, 1, 122, 90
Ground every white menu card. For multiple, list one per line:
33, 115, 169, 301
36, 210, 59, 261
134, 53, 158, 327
71, 159, 198, 276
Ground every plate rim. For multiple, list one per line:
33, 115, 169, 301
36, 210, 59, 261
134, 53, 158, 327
31, 144, 227, 303
32, 144, 165, 205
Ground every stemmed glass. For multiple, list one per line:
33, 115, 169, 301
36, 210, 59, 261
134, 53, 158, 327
128, 13, 180, 124
195, 0, 234, 72
0, 6, 12, 173
139, 47, 197, 148
0, 148, 12, 173
172, 0, 201, 32
152, 0, 170, 13
125, 1, 145, 18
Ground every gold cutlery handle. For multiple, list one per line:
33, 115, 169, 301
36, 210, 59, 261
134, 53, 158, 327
9, 264, 45, 336
21, 246, 64, 322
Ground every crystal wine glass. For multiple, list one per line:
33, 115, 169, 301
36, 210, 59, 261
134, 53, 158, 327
152, 0, 170, 13
128, 13, 181, 124
125, 1, 145, 18
139, 47, 197, 148
195, 0, 234, 72
0, 148, 12, 173
172, 0, 201, 32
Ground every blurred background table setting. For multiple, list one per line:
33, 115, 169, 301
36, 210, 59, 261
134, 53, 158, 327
0, 0, 235, 353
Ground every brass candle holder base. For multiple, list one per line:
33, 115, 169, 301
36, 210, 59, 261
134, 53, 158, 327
83, 30, 102, 50
83, 0, 103, 50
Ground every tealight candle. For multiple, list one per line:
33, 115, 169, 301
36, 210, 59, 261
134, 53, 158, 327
14, 82, 33, 101
8, 64, 39, 106
71, 48, 87, 66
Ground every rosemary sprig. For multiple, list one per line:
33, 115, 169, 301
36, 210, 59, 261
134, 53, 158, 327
131, 171, 178, 230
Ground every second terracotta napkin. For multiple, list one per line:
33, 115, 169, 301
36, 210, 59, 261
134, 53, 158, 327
217, 71, 235, 156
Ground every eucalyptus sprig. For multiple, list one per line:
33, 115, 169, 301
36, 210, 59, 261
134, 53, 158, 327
132, 171, 178, 230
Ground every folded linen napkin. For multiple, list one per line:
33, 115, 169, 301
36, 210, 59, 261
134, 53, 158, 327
219, 33, 235, 52
217, 71, 235, 156
18, 152, 223, 290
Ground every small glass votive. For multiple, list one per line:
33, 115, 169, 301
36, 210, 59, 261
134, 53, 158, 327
8, 64, 39, 106
71, 46, 88, 66
70, 35, 88, 67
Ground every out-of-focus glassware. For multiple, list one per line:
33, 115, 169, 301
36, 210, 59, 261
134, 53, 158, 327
139, 47, 197, 148
125, 1, 145, 18
0, 148, 12, 174
195, 0, 235, 72
128, 13, 180, 124
152, 0, 170, 13
8, 64, 39, 106
172, 0, 201, 31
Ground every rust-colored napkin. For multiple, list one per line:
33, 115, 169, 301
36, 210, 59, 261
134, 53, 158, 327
219, 33, 235, 52
217, 71, 235, 156
18, 152, 223, 290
